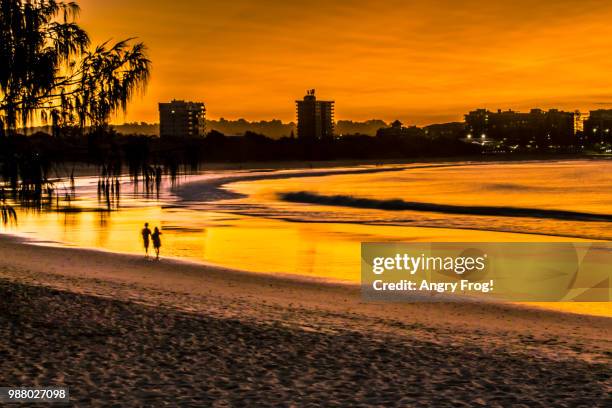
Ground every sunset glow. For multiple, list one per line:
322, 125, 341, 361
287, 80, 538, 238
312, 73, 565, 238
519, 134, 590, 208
79, 0, 612, 125
1, 2, 610, 405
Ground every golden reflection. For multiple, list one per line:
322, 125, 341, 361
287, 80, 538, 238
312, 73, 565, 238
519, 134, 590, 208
5, 161, 611, 318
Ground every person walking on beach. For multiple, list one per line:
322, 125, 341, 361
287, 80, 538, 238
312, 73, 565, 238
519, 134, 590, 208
151, 227, 162, 260
141, 223, 152, 257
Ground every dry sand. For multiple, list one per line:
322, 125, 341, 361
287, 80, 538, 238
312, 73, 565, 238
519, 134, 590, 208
0, 234, 610, 406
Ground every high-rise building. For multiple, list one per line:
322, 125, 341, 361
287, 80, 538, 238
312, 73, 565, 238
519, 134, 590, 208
159, 100, 206, 137
295, 90, 334, 141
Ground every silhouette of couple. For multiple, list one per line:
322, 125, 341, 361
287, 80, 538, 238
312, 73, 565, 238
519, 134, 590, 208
141, 223, 162, 260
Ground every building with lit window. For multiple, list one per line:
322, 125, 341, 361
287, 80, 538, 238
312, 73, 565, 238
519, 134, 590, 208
423, 122, 465, 139
583, 109, 612, 144
464, 108, 575, 146
159, 100, 206, 137
296, 90, 334, 141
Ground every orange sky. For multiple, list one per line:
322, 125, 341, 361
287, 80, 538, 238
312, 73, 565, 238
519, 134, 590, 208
78, 0, 612, 126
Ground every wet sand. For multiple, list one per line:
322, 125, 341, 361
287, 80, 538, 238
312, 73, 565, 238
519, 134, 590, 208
0, 234, 610, 406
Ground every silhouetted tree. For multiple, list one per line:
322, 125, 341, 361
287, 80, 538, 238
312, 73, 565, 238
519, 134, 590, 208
0, 0, 150, 136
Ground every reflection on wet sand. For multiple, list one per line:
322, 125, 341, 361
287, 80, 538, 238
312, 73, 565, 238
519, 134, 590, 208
3, 160, 611, 317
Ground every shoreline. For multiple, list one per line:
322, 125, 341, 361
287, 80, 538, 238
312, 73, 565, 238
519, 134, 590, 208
3, 224, 611, 318
176, 159, 612, 242
0, 232, 609, 332
4, 231, 610, 317
1, 233, 610, 405
47, 154, 612, 176
4, 159, 612, 317
173, 157, 593, 203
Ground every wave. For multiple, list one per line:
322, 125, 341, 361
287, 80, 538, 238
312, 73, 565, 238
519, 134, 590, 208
280, 191, 612, 222
175, 163, 461, 203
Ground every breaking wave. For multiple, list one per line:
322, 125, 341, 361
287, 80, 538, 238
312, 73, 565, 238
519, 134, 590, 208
280, 191, 612, 222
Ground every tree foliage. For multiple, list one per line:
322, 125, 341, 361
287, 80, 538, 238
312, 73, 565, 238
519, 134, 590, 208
0, 0, 150, 136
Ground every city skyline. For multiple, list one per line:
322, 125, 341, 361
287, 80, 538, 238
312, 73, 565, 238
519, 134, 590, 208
77, 0, 612, 125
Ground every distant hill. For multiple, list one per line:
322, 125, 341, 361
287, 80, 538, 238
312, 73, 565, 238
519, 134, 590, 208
109, 120, 295, 138
112, 119, 390, 138
336, 120, 388, 136
20, 119, 390, 138
207, 119, 295, 139
111, 122, 159, 135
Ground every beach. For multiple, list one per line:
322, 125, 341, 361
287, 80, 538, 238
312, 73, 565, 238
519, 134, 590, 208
0, 234, 610, 406
3, 0, 612, 404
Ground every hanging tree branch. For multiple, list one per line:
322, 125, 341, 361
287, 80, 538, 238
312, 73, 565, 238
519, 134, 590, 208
0, 0, 150, 135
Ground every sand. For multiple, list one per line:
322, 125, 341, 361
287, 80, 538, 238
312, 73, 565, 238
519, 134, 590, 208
0, 234, 610, 406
